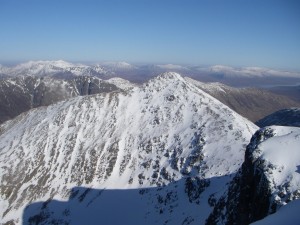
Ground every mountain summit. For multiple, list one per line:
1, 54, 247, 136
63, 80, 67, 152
0, 73, 257, 224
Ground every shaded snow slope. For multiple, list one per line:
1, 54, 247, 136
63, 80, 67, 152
0, 72, 257, 224
256, 108, 300, 127
251, 199, 300, 225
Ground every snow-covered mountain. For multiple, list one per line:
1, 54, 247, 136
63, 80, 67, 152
256, 108, 300, 127
0, 72, 257, 225
207, 126, 300, 225
156, 64, 189, 70
99, 61, 137, 70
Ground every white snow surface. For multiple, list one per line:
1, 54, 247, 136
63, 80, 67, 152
0, 72, 257, 224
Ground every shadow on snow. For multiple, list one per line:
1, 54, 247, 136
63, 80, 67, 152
22, 175, 234, 225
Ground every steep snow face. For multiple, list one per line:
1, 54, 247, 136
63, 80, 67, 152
0, 72, 257, 224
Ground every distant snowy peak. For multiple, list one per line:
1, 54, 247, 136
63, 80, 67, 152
2, 60, 111, 77
7, 60, 82, 76
156, 64, 188, 70
92, 65, 111, 74
204, 65, 300, 78
99, 61, 136, 70
0, 65, 9, 76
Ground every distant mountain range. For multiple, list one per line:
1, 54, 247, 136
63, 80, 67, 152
0, 66, 299, 124
1, 60, 300, 86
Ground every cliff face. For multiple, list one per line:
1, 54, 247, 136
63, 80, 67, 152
207, 126, 300, 225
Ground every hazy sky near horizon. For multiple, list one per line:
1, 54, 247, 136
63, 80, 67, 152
0, 0, 299, 70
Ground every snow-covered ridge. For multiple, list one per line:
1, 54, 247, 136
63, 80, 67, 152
3, 60, 300, 79
106, 77, 137, 90
184, 77, 228, 94
0, 72, 257, 224
1, 60, 111, 77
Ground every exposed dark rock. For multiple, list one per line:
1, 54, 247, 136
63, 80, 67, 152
207, 128, 278, 225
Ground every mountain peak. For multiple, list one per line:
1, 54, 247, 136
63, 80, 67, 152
0, 72, 257, 224
157, 72, 184, 80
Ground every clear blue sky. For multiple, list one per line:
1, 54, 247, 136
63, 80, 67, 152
0, 0, 299, 70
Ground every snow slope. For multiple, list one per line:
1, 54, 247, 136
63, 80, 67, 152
256, 108, 300, 127
0, 72, 257, 224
